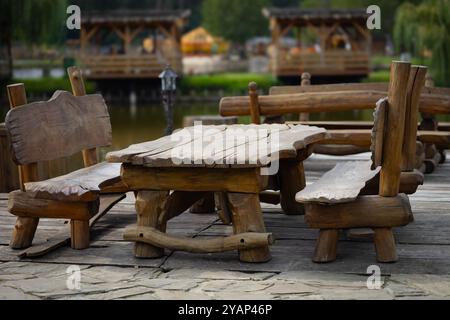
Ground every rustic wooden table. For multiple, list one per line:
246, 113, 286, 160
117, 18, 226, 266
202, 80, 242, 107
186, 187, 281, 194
106, 124, 327, 263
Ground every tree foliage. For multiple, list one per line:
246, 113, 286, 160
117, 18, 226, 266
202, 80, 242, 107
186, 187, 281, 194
202, 0, 270, 43
394, 0, 450, 86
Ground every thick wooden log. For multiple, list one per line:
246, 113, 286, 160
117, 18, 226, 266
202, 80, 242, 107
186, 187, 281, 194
124, 226, 273, 254
121, 165, 267, 194
380, 62, 411, 196
190, 193, 216, 214
7, 84, 39, 249
403, 66, 427, 171
424, 151, 441, 174
373, 228, 398, 263
160, 191, 209, 223
361, 170, 424, 196
248, 82, 261, 124
215, 192, 232, 225
68, 66, 98, 167
304, 195, 413, 229
134, 191, 169, 258
259, 191, 281, 205
227, 193, 271, 263
278, 159, 306, 215
220, 90, 450, 117
313, 229, 339, 263
8, 190, 99, 220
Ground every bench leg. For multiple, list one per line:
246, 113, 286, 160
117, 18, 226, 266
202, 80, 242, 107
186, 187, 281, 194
373, 227, 398, 263
278, 160, 306, 215
228, 193, 271, 263
134, 190, 169, 259
71, 220, 90, 250
190, 193, 216, 214
313, 229, 339, 263
439, 150, 446, 164
10, 217, 39, 249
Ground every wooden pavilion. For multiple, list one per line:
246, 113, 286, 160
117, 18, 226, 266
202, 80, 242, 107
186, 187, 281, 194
263, 8, 371, 79
77, 10, 190, 80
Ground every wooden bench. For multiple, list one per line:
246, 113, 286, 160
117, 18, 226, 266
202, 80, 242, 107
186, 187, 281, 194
220, 73, 450, 174
4, 67, 128, 256
270, 73, 450, 173
296, 62, 426, 263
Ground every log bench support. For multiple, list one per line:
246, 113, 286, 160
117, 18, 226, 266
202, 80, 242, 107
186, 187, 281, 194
122, 165, 273, 263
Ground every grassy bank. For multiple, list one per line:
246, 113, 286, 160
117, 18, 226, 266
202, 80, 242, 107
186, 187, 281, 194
12, 77, 96, 96
180, 73, 279, 95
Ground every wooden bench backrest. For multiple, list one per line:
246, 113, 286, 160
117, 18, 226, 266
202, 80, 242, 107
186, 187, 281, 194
5, 90, 111, 166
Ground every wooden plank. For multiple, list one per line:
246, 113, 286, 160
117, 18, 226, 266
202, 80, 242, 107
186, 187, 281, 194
5, 91, 112, 165
8, 191, 99, 220
296, 161, 380, 204
121, 165, 267, 193
304, 195, 413, 229
24, 162, 122, 202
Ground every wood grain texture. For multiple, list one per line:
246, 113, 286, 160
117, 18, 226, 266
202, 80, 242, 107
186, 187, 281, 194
278, 160, 306, 214
371, 98, 388, 170
248, 82, 261, 124
373, 228, 398, 263
8, 190, 99, 220
5, 91, 112, 165
228, 193, 271, 263
220, 90, 449, 117
124, 226, 273, 254
296, 161, 380, 204
304, 194, 413, 229
23, 162, 122, 202
313, 229, 339, 263
380, 61, 411, 196
403, 66, 427, 171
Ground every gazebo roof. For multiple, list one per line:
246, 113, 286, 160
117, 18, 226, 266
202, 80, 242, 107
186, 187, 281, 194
82, 10, 191, 25
262, 7, 368, 25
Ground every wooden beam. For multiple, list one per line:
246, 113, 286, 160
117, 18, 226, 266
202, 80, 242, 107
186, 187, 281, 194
304, 194, 413, 229
380, 62, 411, 196
248, 82, 261, 124
124, 227, 273, 254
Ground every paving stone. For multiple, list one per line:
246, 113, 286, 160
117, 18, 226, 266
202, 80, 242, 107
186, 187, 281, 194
163, 269, 275, 281
321, 288, 394, 300
384, 281, 428, 298
389, 274, 450, 297
81, 266, 160, 284
198, 280, 273, 293
136, 278, 202, 291
70, 286, 155, 300
148, 289, 211, 300
0, 285, 40, 300
264, 280, 317, 295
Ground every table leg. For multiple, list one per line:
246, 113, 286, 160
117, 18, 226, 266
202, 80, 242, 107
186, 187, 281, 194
227, 193, 271, 263
278, 159, 306, 215
134, 190, 169, 259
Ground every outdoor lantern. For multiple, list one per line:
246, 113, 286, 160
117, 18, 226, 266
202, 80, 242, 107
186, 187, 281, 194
159, 65, 178, 92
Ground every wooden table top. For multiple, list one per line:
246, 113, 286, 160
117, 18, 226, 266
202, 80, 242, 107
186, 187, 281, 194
106, 124, 327, 168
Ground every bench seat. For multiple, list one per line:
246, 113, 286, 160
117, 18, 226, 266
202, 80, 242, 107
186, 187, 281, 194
296, 161, 380, 204
24, 162, 125, 202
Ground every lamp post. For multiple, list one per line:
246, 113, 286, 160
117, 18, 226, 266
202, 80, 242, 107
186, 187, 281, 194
159, 65, 178, 135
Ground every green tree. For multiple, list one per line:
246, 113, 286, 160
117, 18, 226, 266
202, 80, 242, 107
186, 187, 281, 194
394, 0, 450, 86
202, 0, 269, 43
0, 0, 67, 81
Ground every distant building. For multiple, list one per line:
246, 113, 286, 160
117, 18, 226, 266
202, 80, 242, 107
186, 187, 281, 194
263, 7, 371, 79
74, 10, 190, 80
182, 27, 229, 56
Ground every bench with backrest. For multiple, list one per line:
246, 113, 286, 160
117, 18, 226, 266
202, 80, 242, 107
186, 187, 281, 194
220, 73, 450, 174
269, 73, 450, 173
4, 67, 128, 255
295, 62, 426, 263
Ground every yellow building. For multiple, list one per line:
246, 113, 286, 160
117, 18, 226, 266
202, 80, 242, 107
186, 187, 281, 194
182, 27, 229, 55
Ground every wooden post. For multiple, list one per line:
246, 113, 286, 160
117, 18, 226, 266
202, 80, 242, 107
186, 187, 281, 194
299, 73, 311, 121
134, 190, 169, 258
67, 66, 98, 167
248, 82, 261, 124
227, 193, 271, 263
313, 229, 339, 263
70, 220, 90, 249
379, 61, 411, 197
402, 66, 427, 171
7, 84, 39, 249
278, 159, 306, 215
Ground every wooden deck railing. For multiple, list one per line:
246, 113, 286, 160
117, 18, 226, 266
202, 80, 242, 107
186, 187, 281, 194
80, 54, 182, 79
271, 51, 370, 77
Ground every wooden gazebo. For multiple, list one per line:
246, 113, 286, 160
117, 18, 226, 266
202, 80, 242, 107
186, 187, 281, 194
263, 8, 371, 79
77, 10, 190, 80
